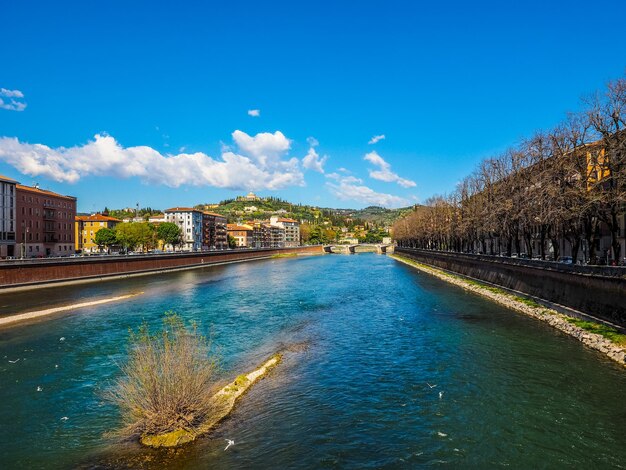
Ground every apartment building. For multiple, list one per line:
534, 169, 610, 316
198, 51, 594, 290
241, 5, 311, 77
0, 175, 17, 258
164, 207, 203, 251
270, 216, 300, 247
75, 213, 121, 253
227, 223, 253, 247
16, 184, 76, 258
202, 211, 228, 250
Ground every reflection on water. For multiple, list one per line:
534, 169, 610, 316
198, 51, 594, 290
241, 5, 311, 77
0, 254, 625, 469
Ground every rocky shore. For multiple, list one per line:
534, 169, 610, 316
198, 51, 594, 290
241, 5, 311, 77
391, 254, 626, 368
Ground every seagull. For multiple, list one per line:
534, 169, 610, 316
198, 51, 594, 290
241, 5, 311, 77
437, 431, 448, 437
426, 382, 437, 389
224, 439, 235, 451
37, 386, 42, 392
8, 359, 20, 363
439, 391, 444, 400
59, 337, 65, 342
60, 416, 69, 421
55, 365, 59, 369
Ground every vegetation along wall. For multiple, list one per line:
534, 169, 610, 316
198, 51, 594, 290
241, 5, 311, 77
396, 248, 626, 326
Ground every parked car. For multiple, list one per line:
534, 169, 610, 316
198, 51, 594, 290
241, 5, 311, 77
557, 256, 573, 264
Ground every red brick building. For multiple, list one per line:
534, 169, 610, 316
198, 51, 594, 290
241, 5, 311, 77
16, 184, 77, 258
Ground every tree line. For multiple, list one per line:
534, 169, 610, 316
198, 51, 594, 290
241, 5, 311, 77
393, 73, 626, 264
91, 222, 182, 253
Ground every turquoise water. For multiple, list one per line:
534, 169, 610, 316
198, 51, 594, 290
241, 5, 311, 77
0, 254, 625, 469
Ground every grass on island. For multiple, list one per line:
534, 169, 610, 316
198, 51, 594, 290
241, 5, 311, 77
271, 253, 298, 259
107, 312, 219, 440
565, 318, 626, 346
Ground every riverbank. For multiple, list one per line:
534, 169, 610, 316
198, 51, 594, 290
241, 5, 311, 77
0, 293, 142, 328
0, 246, 325, 292
140, 354, 282, 448
391, 254, 626, 368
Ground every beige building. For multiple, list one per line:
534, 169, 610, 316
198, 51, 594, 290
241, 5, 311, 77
270, 216, 300, 247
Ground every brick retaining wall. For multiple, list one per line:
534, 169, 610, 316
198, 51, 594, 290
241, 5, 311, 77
0, 246, 324, 290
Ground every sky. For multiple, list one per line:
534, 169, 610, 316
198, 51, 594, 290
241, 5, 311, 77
1, 0, 625, 213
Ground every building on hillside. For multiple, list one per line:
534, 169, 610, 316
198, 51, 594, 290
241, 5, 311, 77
0, 175, 17, 258
148, 213, 166, 224
237, 191, 260, 202
227, 223, 253, 247
202, 211, 228, 250
16, 184, 76, 258
270, 216, 300, 247
244, 206, 258, 213
75, 213, 121, 253
164, 207, 203, 251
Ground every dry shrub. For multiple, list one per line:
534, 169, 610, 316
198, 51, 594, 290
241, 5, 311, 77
108, 312, 219, 438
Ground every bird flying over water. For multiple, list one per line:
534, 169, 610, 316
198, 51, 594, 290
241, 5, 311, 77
8, 359, 20, 363
225, 439, 235, 451
439, 391, 444, 399
426, 382, 437, 388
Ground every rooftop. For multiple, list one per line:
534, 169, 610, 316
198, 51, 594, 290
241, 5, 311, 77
164, 207, 202, 213
16, 184, 76, 200
76, 213, 122, 222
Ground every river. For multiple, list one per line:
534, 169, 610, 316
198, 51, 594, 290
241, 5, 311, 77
0, 253, 624, 468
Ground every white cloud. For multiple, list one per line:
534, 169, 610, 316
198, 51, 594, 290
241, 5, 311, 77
326, 174, 409, 208
0, 88, 27, 112
247, 109, 260, 117
306, 136, 319, 147
364, 151, 416, 188
0, 88, 24, 98
368, 134, 385, 145
232, 130, 291, 167
0, 130, 304, 190
302, 147, 328, 173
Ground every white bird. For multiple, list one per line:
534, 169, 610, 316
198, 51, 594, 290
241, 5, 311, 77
224, 439, 235, 451
59, 337, 65, 342
55, 365, 59, 368
37, 386, 42, 392
437, 431, 447, 437
426, 382, 437, 389
8, 359, 20, 363
60, 416, 69, 421
439, 391, 444, 399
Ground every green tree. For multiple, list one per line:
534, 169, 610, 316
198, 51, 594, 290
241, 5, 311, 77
133, 222, 157, 252
93, 227, 117, 253
227, 235, 237, 249
114, 223, 138, 252
157, 222, 182, 251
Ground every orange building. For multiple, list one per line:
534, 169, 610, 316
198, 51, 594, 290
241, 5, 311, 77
227, 223, 253, 247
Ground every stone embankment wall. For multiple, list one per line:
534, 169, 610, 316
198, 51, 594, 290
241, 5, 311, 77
0, 246, 324, 290
396, 248, 626, 326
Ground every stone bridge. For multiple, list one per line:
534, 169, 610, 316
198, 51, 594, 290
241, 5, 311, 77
323, 244, 395, 254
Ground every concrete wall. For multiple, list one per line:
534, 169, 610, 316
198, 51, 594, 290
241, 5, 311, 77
396, 248, 626, 326
0, 246, 323, 290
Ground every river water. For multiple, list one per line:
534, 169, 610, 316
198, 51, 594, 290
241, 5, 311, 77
0, 254, 624, 469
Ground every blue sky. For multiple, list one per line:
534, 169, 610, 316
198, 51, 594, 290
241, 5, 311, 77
1, 0, 625, 212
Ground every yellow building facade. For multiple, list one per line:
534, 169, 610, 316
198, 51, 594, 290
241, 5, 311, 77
75, 214, 121, 253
